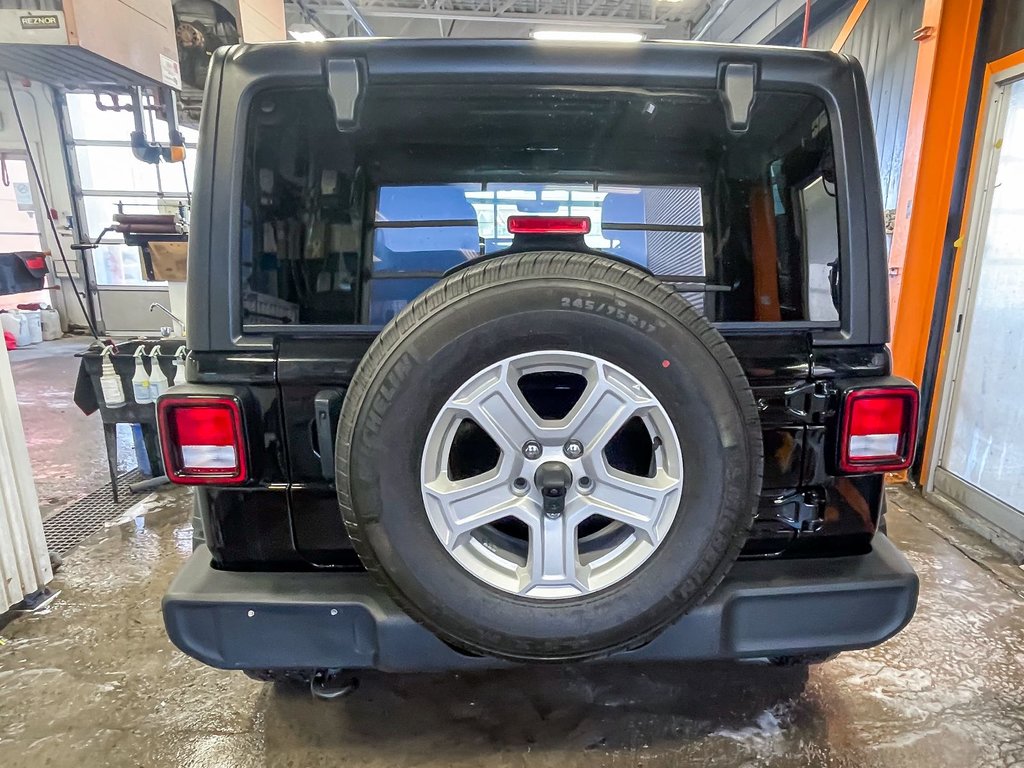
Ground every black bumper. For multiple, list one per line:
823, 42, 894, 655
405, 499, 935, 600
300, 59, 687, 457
163, 535, 918, 672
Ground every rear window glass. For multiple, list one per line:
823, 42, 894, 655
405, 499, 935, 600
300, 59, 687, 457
371, 183, 706, 324
240, 84, 842, 328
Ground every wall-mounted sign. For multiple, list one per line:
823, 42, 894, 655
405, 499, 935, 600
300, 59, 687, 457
159, 53, 181, 90
20, 15, 60, 30
13, 182, 33, 212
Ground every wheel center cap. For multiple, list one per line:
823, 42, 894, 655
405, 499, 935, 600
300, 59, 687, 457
534, 461, 573, 517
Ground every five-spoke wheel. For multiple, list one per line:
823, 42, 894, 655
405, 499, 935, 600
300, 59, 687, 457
421, 350, 683, 599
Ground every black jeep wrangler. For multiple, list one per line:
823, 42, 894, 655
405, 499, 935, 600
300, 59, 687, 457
159, 38, 919, 684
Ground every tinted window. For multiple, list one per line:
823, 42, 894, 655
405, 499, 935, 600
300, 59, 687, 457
240, 85, 841, 328
240, 90, 362, 326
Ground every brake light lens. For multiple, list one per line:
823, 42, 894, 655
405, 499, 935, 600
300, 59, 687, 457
838, 387, 919, 473
157, 397, 248, 484
506, 216, 591, 235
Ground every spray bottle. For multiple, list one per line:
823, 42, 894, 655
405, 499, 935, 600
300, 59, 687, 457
99, 345, 126, 409
131, 346, 152, 405
169, 345, 187, 387
148, 347, 168, 399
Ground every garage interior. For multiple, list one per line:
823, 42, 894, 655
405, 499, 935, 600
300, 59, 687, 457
1, 0, 1024, 766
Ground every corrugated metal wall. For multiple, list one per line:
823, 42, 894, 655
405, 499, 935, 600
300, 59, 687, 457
704, 0, 924, 226
803, 0, 925, 215
984, 0, 1024, 63
694, 0, 850, 45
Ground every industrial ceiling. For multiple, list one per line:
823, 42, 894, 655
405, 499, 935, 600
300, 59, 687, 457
284, 0, 710, 40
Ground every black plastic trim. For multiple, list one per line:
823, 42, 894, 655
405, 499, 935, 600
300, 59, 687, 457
163, 534, 917, 671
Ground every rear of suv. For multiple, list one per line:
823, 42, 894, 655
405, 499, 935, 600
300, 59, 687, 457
160, 38, 919, 679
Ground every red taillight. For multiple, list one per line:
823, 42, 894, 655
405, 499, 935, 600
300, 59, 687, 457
157, 396, 248, 485
24, 256, 46, 270
506, 216, 591, 235
838, 387, 919, 473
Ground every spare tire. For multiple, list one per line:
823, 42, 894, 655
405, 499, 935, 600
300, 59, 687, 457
336, 252, 762, 662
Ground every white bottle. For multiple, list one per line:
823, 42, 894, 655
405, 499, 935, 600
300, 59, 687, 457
99, 347, 126, 409
148, 347, 168, 398
131, 346, 153, 405
169, 345, 187, 386
40, 306, 62, 340
14, 312, 31, 348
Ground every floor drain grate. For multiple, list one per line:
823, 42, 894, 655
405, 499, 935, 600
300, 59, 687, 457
43, 469, 147, 556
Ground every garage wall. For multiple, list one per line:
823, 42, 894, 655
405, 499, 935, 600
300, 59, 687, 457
799, 1, 925, 219
700, 1, 923, 228
984, 0, 1024, 62
692, 0, 850, 44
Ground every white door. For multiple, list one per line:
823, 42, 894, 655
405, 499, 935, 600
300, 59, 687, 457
0, 154, 48, 312
931, 68, 1024, 541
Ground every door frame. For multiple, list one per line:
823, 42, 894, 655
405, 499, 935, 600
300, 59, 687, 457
925, 50, 1024, 541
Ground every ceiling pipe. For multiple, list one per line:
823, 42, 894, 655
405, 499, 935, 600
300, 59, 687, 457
691, 0, 737, 40
293, 0, 341, 37
801, 0, 813, 46
339, 0, 376, 35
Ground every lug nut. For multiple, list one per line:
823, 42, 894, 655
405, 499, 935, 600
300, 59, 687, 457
563, 439, 584, 459
522, 441, 542, 460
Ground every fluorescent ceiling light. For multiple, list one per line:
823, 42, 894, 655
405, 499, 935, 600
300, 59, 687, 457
289, 29, 326, 42
531, 30, 644, 43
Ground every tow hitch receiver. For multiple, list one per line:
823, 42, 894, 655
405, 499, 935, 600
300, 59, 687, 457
310, 669, 359, 700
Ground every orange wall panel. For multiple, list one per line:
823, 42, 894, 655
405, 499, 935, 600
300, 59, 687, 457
889, 0, 984, 386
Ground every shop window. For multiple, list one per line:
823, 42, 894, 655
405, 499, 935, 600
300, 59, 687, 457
66, 93, 196, 287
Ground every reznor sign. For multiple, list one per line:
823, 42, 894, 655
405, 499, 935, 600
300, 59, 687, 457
20, 15, 61, 30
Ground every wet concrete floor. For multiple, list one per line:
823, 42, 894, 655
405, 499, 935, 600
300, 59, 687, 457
8, 336, 136, 518
0, 485, 1022, 768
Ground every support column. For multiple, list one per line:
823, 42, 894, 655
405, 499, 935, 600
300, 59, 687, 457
888, 0, 985, 385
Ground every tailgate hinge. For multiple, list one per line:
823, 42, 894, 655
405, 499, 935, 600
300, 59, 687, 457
772, 491, 825, 533
783, 380, 836, 425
